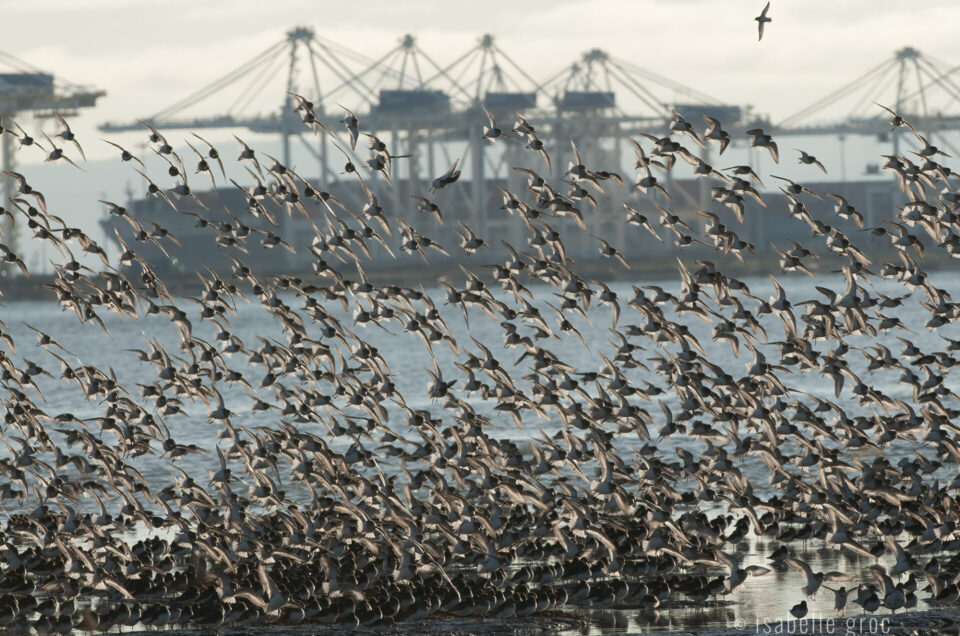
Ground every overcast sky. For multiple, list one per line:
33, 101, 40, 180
5, 0, 960, 158
4, 0, 960, 269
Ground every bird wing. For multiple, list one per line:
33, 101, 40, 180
884, 535, 906, 562
714, 550, 738, 573
868, 567, 892, 596
481, 103, 495, 128
840, 541, 875, 559
784, 557, 815, 587
702, 114, 720, 135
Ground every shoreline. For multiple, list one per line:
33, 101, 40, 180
112, 605, 960, 636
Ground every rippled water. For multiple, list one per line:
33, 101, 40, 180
2, 270, 956, 632
572, 538, 906, 633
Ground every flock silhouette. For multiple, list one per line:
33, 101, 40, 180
0, 83, 958, 634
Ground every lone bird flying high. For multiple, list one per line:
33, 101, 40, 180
756, 2, 772, 40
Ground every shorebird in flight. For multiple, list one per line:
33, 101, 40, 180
756, 2, 772, 41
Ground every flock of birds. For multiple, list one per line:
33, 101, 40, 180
0, 82, 960, 634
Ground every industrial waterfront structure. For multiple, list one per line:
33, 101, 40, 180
6, 29, 960, 276
0, 50, 104, 262
93, 29, 960, 276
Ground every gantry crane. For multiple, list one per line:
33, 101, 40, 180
774, 47, 960, 149
95, 27, 740, 269
98, 27, 421, 182
0, 49, 105, 260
